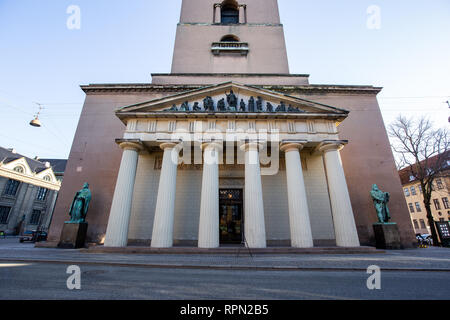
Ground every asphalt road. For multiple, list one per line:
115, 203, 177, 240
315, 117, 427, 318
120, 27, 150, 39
1, 261, 449, 300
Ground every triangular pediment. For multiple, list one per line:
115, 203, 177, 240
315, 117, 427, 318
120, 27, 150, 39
116, 82, 348, 116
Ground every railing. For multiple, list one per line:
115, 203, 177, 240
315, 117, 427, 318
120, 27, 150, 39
211, 42, 249, 56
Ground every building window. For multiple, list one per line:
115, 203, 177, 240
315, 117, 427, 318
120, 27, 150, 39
436, 178, 444, 190
443, 197, 450, 209
415, 202, 422, 212
29, 209, 41, 225
0, 206, 11, 224
221, 1, 239, 24
410, 186, 417, 195
433, 199, 442, 210
419, 219, 427, 229
404, 188, 410, 197
3, 179, 20, 196
13, 166, 24, 173
418, 185, 423, 193
408, 203, 414, 213
36, 187, 48, 201
409, 175, 415, 181
413, 219, 419, 229
43, 175, 51, 182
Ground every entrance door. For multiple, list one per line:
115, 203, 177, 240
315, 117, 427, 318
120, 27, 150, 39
219, 189, 243, 244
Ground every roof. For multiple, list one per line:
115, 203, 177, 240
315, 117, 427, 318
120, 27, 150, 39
398, 151, 450, 185
0, 147, 66, 174
40, 159, 68, 174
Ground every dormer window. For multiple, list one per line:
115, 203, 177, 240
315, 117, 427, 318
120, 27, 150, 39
221, 3, 239, 24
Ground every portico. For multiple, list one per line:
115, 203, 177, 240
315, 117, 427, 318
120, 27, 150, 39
103, 82, 360, 249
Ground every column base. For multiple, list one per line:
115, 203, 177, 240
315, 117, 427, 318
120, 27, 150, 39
373, 223, 401, 250
58, 223, 88, 249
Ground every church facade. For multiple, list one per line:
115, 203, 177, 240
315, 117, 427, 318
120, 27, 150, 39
47, 0, 416, 248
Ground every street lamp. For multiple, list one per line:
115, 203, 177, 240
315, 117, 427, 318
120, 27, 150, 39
29, 103, 43, 127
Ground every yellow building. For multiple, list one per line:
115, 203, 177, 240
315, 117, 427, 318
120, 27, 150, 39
399, 159, 450, 235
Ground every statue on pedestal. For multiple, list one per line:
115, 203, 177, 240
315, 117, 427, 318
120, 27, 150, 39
370, 184, 391, 223
266, 102, 274, 113
67, 183, 91, 224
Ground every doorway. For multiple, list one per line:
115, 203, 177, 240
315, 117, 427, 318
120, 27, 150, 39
219, 189, 243, 244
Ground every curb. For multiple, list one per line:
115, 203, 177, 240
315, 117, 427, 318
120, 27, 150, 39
1, 258, 449, 273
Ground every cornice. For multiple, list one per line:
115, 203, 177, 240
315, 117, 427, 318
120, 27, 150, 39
81, 84, 382, 95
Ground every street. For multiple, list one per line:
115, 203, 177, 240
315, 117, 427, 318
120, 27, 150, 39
0, 238, 449, 300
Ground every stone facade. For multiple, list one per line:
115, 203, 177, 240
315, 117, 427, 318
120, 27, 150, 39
47, 0, 416, 248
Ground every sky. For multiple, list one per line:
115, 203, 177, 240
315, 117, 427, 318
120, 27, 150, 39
0, 0, 449, 159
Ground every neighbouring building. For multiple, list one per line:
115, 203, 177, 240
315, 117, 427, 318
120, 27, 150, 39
399, 152, 450, 235
47, 0, 416, 248
0, 147, 66, 235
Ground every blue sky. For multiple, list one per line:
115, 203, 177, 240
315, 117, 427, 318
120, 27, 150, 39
0, 0, 449, 159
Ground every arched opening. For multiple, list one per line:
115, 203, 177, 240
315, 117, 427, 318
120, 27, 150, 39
221, 0, 239, 24
220, 34, 240, 42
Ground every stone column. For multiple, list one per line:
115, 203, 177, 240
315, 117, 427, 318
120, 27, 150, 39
240, 142, 266, 248
319, 142, 360, 247
198, 142, 221, 248
151, 143, 180, 248
281, 142, 314, 248
104, 141, 143, 247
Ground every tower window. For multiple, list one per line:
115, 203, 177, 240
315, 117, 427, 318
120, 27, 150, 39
221, 0, 239, 24
221, 35, 240, 42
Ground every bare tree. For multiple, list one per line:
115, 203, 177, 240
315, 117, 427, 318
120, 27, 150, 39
389, 115, 449, 245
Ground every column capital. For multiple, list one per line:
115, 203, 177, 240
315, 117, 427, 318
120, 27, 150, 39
116, 139, 144, 152
159, 142, 179, 150
318, 140, 348, 153
280, 140, 308, 153
201, 141, 223, 151
240, 141, 263, 152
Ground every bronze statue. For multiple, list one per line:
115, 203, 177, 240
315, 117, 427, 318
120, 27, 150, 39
179, 101, 190, 112
240, 99, 246, 112
166, 104, 178, 112
256, 97, 263, 112
370, 184, 391, 223
266, 102, 274, 112
226, 90, 238, 110
68, 183, 91, 224
248, 97, 255, 112
217, 98, 226, 111
193, 102, 201, 111
288, 104, 302, 113
276, 101, 286, 112
203, 96, 214, 112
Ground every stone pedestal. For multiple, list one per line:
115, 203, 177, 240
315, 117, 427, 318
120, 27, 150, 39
373, 223, 401, 250
58, 223, 88, 249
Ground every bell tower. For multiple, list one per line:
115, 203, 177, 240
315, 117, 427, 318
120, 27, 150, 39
171, 0, 290, 74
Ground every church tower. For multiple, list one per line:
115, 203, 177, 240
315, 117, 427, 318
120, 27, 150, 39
171, 0, 290, 74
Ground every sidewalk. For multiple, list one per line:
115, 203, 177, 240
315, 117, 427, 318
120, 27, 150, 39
1, 238, 450, 272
